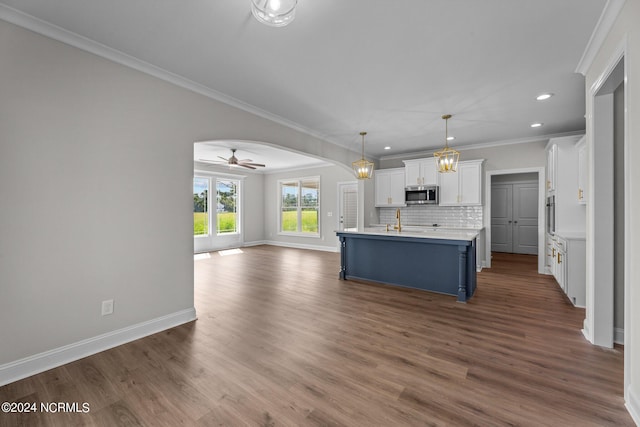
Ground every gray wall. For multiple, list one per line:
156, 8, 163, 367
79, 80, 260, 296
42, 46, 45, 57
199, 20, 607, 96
0, 20, 357, 366
263, 165, 355, 250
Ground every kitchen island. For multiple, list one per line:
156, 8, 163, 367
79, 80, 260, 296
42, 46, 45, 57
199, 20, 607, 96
336, 228, 478, 302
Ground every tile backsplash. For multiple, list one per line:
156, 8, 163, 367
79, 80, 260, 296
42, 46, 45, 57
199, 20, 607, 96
379, 206, 483, 229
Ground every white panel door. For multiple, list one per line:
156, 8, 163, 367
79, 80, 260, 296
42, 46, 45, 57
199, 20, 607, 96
491, 184, 513, 252
513, 183, 538, 255
338, 182, 358, 231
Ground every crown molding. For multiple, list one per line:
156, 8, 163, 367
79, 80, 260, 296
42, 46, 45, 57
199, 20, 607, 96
378, 130, 585, 161
0, 3, 346, 149
575, 0, 626, 76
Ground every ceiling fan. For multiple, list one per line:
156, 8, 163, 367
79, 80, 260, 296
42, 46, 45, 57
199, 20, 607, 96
199, 149, 265, 170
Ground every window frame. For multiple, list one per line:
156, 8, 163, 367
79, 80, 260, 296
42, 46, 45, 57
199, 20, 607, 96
193, 176, 211, 238
277, 176, 321, 238
215, 177, 241, 236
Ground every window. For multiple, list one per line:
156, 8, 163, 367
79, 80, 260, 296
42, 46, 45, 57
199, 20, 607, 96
193, 177, 209, 236
279, 177, 320, 235
216, 179, 239, 235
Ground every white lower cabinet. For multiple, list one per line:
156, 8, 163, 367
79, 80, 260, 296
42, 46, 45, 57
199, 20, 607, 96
547, 233, 585, 307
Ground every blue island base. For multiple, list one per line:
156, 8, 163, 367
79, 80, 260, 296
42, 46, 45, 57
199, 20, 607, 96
337, 232, 476, 302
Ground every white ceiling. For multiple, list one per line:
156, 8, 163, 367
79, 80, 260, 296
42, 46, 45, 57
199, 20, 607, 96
194, 140, 330, 172
1, 0, 606, 160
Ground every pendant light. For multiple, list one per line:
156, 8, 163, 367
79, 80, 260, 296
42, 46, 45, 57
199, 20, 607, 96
352, 131, 374, 180
434, 114, 460, 173
251, 0, 297, 27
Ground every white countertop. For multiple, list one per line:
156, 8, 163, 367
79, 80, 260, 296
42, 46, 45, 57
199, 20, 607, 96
337, 227, 479, 241
554, 230, 586, 240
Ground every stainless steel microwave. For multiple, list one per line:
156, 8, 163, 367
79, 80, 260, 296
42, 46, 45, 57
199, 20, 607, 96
405, 185, 439, 205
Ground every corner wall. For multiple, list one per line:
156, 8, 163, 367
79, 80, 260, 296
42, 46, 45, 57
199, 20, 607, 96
0, 19, 355, 380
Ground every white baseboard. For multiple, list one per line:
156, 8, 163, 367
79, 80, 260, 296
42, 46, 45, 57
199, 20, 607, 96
582, 319, 592, 343
0, 307, 197, 387
627, 386, 640, 426
260, 240, 339, 253
614, 327, 624, 345
242, 240, 268, 247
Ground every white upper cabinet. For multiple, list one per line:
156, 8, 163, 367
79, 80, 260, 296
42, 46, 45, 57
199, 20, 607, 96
374, 168, 406, 207
437, 159, 484, 206
545, 135, 585, 233
403, 158, 437, 186
576, 136, 587, 204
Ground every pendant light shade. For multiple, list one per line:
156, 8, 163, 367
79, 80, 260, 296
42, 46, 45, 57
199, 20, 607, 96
251, 0, 297, 27
352, 132, 374, 180
434, 114, 460, 173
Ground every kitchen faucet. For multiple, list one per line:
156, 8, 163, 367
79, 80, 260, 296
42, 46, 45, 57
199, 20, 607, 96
394, 208, 402, 232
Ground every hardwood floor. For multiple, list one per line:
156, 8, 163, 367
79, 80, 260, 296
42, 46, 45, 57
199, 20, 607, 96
0, 247, 633, 426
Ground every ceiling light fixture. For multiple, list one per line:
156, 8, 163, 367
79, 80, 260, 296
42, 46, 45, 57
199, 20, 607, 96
251, 0, 297, 27
434, 115, 460, 173
352, 132, 374, 180
384, 146, 391, 150
530, 122, 543, 128
536, 93, 554, 101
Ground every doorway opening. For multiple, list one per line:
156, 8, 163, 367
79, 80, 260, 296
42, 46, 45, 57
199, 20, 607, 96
491, 173, 539, 255
337, 182, 358, 232
484, 167, 546, 273
587, 55, 626, 351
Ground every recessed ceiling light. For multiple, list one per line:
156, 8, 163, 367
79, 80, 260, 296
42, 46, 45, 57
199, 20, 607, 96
536, 93, 554, 101
384, 146, 391, 150
530, 122, 543, 128
446, 136, 455, 141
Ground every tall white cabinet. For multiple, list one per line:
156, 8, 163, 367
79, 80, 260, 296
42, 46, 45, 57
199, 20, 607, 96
545, 135, 586, 307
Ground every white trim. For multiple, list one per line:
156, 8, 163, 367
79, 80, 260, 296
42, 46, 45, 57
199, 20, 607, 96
242, 240, 339, 252
575, 0, 626, 76
0, 307, 197, 387
614, 327, 624, 345
627, 387, 640, 426
484, 167, 545, 274
243, 240, 268, 247
379, 131, 583, 162
262, 240, 339, 253
0, 4, 345, 150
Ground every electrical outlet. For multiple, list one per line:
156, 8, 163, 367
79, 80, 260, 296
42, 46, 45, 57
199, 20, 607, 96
101, 299, 114, 316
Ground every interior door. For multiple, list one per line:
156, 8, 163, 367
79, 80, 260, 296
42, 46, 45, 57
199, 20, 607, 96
512, 183, 538, 254
338, 182, 358, 231
491, 181, 539, 254
491, 184, 513, 252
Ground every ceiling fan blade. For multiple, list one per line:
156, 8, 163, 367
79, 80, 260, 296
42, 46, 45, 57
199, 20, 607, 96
239, 162, 265, 167
238, 164, 256, 170
237, 158, 253, 162
199, 159, 227, 164
217, 156, 229, 161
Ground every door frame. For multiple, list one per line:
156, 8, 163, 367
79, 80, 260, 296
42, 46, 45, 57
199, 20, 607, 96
336, 181, 358, 232
584, 39, 630, 406
484, 167, 545, 273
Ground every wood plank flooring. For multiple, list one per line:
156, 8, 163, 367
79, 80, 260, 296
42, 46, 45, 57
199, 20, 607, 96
0, 247, 633, 426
